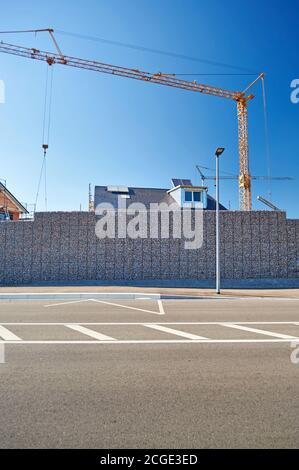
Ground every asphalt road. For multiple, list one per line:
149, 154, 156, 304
0, 296, 299, 448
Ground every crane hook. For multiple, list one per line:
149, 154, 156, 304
42, 143, 48, 156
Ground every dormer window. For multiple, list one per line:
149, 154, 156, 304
184, 191, 192, 202
193, 192, 201, 202
184, 191, 202, 203
167, 178, 208, 209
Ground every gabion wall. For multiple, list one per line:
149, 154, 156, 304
0, 211, 298, 285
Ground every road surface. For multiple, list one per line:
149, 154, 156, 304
0, 295, 298, 448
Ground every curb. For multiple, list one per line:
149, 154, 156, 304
0, 292, 161, 301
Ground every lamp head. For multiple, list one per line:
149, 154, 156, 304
215, 147, 225, 157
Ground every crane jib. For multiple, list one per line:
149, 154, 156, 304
0, 41, 243, 100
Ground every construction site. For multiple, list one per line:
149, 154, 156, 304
0, 28, 298, 286
1, 3, 299, 456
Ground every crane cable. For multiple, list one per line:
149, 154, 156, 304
0, 28, 257, 75
0, 29, 51, 34
35, 64, 54, 211
56, 29, 257, 74
261, 76, 272, 200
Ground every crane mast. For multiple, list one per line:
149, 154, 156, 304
0, 34, 264, 210
237, 99, 251, 210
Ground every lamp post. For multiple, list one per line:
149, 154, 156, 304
215, 147, 225, 294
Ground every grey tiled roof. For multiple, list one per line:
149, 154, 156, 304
94, 186, 227, 210
206, 194, 227, 210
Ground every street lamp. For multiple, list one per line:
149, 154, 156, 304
215, 147, 225, 294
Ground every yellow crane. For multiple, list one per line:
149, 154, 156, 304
0, 28, 265, 210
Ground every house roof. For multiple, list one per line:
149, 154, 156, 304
0, 182, 29, 214
94, 185, 227, 210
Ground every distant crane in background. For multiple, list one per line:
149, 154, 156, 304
196, 164, 293, 187
0, 28, 267, 210
257, 196, 282, 211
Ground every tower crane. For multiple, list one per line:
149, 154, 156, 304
0, 28, 265, 210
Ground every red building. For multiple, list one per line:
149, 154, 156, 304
0, 181, 28, 220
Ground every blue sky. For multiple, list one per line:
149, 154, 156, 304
0, 0, 298, 216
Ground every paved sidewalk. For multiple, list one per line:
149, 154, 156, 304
0, 283, 298, 299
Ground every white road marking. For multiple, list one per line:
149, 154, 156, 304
0, 339, 297, 344
89, 299, 163, 315
44, 298, 163, 315
158, 300, 165, 315
219, 323, 297, 339
44, 299, 91, 308
0, 343, 5, 363
144, 324, 208, 340
0, 325, 21, 341
65, 324, 116, 341
0, 321, 298, 326
0, 322, 298, 344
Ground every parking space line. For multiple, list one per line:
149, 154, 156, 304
0, 325, 21, 341
65, 324, 116, 341
144, 324, 208, 340
218, 323, 298, 339
89, 299, 163, 315
0, 322, 298, 343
